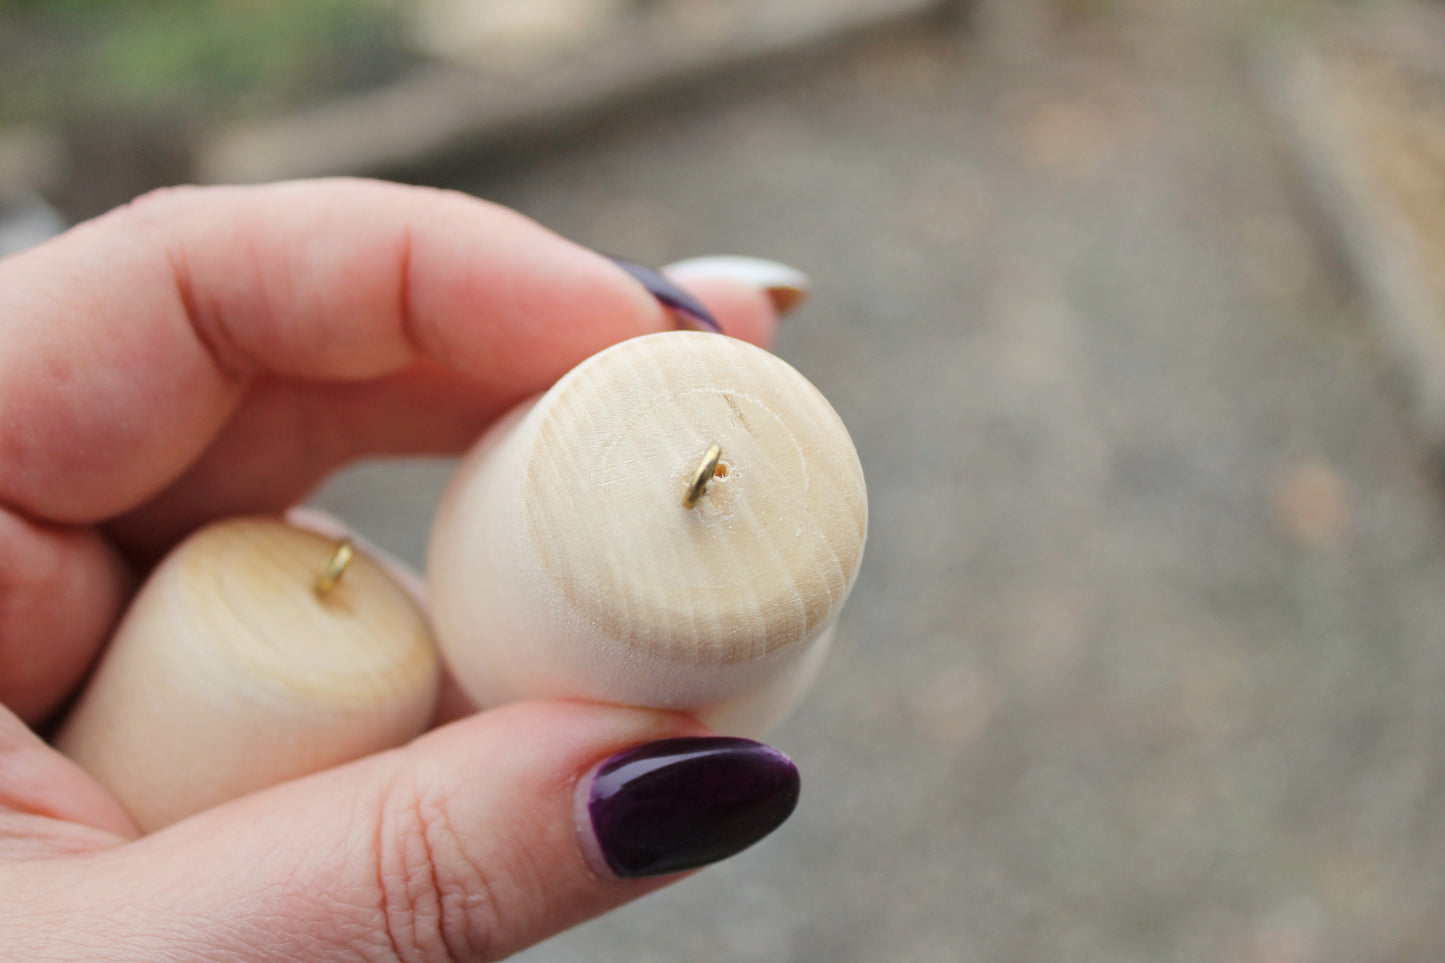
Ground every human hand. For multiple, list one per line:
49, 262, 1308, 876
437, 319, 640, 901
0, 179, 804, 961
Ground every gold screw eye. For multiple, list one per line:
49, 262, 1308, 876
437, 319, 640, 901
683, 444, 722, 508
314, 538, 355, 597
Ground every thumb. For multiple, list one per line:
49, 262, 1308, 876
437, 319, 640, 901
20, 702, 799, 962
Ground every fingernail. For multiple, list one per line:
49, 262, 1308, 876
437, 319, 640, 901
607, 255, 721, 332
663, 256, 812, 318
580, 736, 801, 878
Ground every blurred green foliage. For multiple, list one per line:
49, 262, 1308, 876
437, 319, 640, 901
0, 0, 412, 124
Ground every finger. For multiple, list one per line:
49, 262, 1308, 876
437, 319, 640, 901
0, 179, 770, 711
102, 364, 506, 560
0, 178, 673, 527
15, 702, 800, 962
0, 508, 131, 724
0, 703, 137, 853
107, 267, 794, 561
664, 254, 812, 347
670, 275, 780, 349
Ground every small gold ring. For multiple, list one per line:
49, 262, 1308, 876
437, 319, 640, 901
683, 444, 722, 508
314, 538, 355, 596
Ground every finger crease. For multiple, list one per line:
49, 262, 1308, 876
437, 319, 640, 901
374, 792, 411, 963
165, 240, 251, 384
432, 803, 492, 963
395, 222, 427, 363
423, 804, 469, 963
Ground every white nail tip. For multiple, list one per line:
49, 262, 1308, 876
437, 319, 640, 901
663, 256, 811, 300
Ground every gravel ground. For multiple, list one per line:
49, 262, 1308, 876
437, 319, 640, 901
313, 8, 1445, 961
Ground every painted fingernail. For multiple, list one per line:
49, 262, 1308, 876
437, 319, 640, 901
581, 736, 801, 878
607, 255, 721, 332
663, 255, 812, 317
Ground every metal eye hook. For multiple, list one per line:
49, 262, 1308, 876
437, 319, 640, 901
683, 444, 722, 508
314, 538, 355, 597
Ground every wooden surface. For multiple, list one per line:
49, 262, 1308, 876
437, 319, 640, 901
57, 518, 439, 832
429, 331, 867, 736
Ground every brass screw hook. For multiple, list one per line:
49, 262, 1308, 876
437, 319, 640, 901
314, 538, 355, 597
683, 444, 722, 508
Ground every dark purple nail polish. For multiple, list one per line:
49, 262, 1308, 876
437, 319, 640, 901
607, 256, 722, 332
586, 736, 800, 878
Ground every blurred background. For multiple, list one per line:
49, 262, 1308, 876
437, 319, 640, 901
9, 0, 1445, 959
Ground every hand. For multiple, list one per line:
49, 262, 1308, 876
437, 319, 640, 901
0, 179, 802, 961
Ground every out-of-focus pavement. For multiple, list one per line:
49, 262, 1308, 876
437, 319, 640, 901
314, 7, 1445, 961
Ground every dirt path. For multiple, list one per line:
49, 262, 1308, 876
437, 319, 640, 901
315, 9, 1445, 960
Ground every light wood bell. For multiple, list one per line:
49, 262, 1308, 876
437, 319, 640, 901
428, 331, 867, 737
57, 518, 439, 832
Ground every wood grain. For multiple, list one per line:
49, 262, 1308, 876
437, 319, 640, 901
429, 331, 867, 736
57, 517, 439, 832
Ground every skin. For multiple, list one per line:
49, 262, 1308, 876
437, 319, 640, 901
0, 178, 781, 962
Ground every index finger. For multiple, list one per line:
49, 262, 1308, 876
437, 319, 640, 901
0, 179, 673, 525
